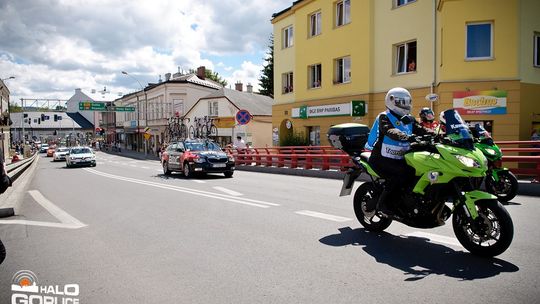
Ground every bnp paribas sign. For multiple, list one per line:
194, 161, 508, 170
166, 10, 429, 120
292, 100, 366, 119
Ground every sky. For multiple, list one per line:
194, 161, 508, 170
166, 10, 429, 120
0, 0, 291, 105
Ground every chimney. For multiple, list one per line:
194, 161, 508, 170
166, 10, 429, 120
75, 88, 82, 93
158, 75, 162, 83
235, 81, 243, 92
165, 73, 171, 81
197, 66, 206, 80
246, 83, 253, 93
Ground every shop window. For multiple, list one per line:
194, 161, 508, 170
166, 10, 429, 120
283, 25, 293, 48
395, 40, 417, 74
282, 72, 294, 94
396, 0, 416, 7
309, 11, 322, 37
534, 33, 540, 67
336, 0, 350, 27
209, 101, 218, 117
309, 64, 322, 89
335, 56, 351, 84
308, 126, 321, 146
466, 22, 493, 60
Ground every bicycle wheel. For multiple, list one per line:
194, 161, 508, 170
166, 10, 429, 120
209, 125, 218, 137
188, 126, 195, 139
201, 125, 208, 138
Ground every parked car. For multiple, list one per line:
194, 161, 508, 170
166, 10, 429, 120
66, 146, 96, 168
39, 143, 49, 153
53, 147, 70, 161
161, 139, 235, 178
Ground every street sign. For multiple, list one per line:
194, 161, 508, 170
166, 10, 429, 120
109, 106, 136, 112
236, 109, 252, 125
79, 102, 106, 111
144, 133, 151, 140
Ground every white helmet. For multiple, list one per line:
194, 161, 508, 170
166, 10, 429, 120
385, 87, 412, 117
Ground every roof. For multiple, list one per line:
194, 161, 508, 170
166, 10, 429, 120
189, 88, 273, 116
272, 0, 305, 19
10, 112, 93, 129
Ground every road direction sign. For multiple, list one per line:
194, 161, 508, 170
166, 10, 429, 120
236, 109, 252, 125
79, 102, 106, 111
110, 106, 135, 112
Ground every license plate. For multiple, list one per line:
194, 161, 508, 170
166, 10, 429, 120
213, 163, 226, 168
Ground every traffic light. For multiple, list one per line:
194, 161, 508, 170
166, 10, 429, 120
41, 114, 45, 121
38, 118, 41, 124
54, 114, 58, 122
23, 113, 28, 118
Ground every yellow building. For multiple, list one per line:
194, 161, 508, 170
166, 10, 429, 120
271, 0, 540, 145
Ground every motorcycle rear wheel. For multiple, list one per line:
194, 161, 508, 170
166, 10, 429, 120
353, 183, 392, 232
453, 199, 514, 257
485, 171, 518, 203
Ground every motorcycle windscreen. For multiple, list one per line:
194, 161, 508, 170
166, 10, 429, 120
472, 123, 494, 145
443, 109, 475, 150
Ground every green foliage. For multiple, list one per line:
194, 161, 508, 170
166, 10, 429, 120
189, 68, 227, 87
55, 105, 67, 111
280, 131, 309, 146
258, 35, 274, 98
9, 104, 22, 112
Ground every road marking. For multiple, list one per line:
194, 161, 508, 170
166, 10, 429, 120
295, 210, 352, 222
141, 166, 150, 169
83, 168, 279, 208
192, 180, 206, 184
404, 231, 463, 248
213, 186, 242, 196
0, 190, 87, 229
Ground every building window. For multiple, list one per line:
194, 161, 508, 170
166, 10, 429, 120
309, 11, 322, 37
336, 0, 351, 27
466, 22, 493, 60
534, 33, 540, 67
282, 72, 294, 94
209, 100, 218, 116
395, 41, 417, 74
309, 64, 322, 88
396, 0, 416, 7
283, 25, 293, 48
335, 56, 351, 84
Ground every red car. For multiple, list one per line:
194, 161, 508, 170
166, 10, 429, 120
161, 139, 235, 178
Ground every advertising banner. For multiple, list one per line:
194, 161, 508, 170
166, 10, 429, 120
453, 90, 507, 115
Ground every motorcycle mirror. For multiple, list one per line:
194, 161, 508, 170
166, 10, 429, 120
425, 93, 439, 103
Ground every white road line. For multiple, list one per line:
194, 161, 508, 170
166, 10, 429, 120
295, 210, 352, 222
192, 180, 206, 184
404, 231, 463, 248
83, 168, 279, 208
0, 190, 87, 229
213, 186, 242, 196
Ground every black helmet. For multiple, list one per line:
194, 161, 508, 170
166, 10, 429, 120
419, 107, 435, 122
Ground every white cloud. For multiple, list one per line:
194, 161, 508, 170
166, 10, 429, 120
0, 0, 290, 103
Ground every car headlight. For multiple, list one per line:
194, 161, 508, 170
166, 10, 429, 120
193, 156, 205, 163
484, 148, 496, 155
455, 155, 480, 168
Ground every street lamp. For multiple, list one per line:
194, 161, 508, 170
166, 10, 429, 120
122, 71, 148, 156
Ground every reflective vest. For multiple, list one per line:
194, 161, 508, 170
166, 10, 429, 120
366, 111, 412, 159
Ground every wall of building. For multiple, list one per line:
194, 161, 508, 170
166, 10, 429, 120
519, 0, 540, 84
520, 83, 540, 140
372, 0, 435, 93
438, 0, 519, 82
273, 12, 296, 105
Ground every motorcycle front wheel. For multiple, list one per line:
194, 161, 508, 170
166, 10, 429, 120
353, 182, 392, 232
453, 199, 514, 257
485, 170, 519, 203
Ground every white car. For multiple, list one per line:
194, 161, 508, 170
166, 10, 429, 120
66, 147, 96, 168
53, 147, 70, 161
39, 144, 49, 153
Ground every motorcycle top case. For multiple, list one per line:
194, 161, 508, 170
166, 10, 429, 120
327, 123, 370, 155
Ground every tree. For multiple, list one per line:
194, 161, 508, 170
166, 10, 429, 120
9, 104, 23, 112
189, 68, 227, 87
55, 105, 67, 111
258, 34, 274, 98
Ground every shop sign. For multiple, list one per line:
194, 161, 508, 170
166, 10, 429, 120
215, 117, 236, 128
292, 101, 366, 119
453, 90, 507, 115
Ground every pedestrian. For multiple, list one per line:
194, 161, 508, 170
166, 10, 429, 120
233, 136, 247, 150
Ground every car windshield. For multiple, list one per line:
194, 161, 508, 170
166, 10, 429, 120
184, 141, 222, 151
57, 148, 69, 152
442, 109, 474, 150
71, 148, 92, 154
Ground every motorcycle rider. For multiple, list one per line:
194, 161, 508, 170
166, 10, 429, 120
365, 87, 431, 216
419, 107, 439, 132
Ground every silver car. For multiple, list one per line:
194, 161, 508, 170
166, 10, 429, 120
66, 147, 96, 168
53, 147, 70, 161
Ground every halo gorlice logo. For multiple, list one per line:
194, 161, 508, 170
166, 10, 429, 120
11, 270, 80, 304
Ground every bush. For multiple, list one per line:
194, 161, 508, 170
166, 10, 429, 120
280, 131, 309, 146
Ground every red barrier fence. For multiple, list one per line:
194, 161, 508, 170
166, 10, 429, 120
226, 141, 540, 181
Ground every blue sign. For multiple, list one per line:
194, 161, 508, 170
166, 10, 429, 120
236, 109, 252, 125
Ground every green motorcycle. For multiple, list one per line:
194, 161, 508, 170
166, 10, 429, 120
328, 109, 514, 257
471, 124, 519, 202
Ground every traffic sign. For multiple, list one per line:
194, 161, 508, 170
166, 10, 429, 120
110, 106, 135, 112
236, 109, 252, 125
144, 133, 151, 140
79, 102, 106, 111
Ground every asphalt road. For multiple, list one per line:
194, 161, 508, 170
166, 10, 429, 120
0, 152, 539, 303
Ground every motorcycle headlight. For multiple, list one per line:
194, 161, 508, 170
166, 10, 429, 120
455, 155, 481, 168
485, 148, 496, 156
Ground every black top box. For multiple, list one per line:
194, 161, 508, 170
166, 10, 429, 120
327, 123, 370, 155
